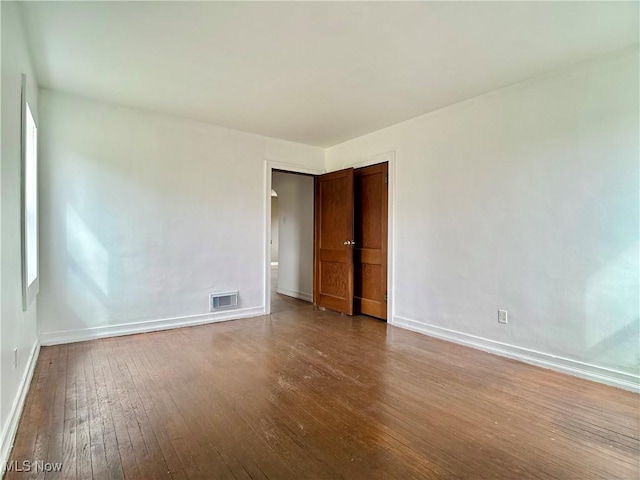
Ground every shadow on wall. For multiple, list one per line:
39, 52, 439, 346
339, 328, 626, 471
66, 205, 110, 326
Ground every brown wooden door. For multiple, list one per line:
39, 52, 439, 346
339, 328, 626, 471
314, 168, 355, 315
354, 163, 388, 320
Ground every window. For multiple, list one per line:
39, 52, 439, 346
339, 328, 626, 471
21, 74, 39, 310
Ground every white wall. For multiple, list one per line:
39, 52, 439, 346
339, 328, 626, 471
37, 90, 324, 343
0, 1, 40, 465
326, 47, 639, 388
272, 171, 314, 302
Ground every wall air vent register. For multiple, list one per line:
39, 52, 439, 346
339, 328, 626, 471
210, 291, 239, 311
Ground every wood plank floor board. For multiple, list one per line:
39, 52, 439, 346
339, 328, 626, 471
243, 333, 440, 478
5, 305, 638, 480
366, 369, 603, 471
189, 333, 369, 480
180, 319, 363, 478
88, 341, 125, 480
194, 321, 388, 478
261, 367, 440, 480
116, 340, 193, 480
181, 369, 322, 478
42, 344, 68, 480
359, 345, 631, 478
264, 336, 505, 478
259, 317, 510, 476
82, 342, 110, 480
59, 344, 78, 480
171, 331, 304, 480
32, 345, 66, 480
146, 331, 257, 480
108, 341, 172, 480
136, 330, 269, 480
113, 340, 175, 473
97, 340, 141, 480
185, 314, 560, 478
75, 343, 94, 480
310, 324, 636, 478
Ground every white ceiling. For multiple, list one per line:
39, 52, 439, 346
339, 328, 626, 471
20, 1, 639, 147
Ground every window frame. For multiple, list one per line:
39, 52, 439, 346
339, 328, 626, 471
21, 73, 39, 311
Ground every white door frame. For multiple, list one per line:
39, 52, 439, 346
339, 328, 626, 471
265, 161, 324, 315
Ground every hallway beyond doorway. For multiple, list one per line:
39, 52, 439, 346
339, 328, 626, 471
270, 265, 311, 315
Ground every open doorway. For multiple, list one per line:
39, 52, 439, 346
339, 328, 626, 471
269, 170, 315, 314
265, 153, 394, 320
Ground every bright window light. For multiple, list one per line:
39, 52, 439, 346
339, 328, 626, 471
22, 74, 39, 310
25, 103, 38, 285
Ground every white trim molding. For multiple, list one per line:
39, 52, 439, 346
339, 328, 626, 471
276, 287, 313, 303
340, 150, 396, 170
393, 314, 640, 393
266, 160, 325, 176
1, 340, 40, 475
39, 306, 266, 346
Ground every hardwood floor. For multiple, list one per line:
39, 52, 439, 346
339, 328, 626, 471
5, 307, 639, 479
270, 266, 310, 315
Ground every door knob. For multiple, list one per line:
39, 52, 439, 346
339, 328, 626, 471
343, 240, 352, 246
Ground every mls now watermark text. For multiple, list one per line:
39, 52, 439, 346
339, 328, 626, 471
5, 460, 63, 473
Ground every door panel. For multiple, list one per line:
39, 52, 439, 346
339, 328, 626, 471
314, 168, 354, 315
354, 163, 388, 320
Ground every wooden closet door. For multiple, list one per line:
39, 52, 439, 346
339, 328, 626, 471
314, 168, 355, 315
354, 163, 388, 320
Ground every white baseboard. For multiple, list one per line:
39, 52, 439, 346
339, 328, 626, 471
276, 287, 312, 303
0, 340, 40, 475
392, 315, 639, 393
39, 306, 266, 346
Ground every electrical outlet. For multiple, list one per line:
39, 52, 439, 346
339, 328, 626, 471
498, 310, 508, 324
13, 348, 18, 368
